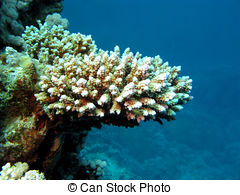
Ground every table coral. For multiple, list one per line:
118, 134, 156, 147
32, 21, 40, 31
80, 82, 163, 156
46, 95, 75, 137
30, 31, 192, 123
21, 14, 193, 124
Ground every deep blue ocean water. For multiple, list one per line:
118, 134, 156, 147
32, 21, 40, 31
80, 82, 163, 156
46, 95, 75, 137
62, 0, 240, 179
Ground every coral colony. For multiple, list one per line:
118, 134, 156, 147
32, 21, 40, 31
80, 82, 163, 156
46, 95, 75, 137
0, 9, 192, 179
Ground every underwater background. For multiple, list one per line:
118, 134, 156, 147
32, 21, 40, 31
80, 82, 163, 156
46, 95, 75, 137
62, 0, 240, 180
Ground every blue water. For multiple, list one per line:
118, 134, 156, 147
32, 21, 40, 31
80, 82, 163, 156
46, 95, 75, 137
62, 0, 240, 179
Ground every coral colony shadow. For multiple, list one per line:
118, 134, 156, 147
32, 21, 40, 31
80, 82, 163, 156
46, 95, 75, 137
0, 3, 192, 179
